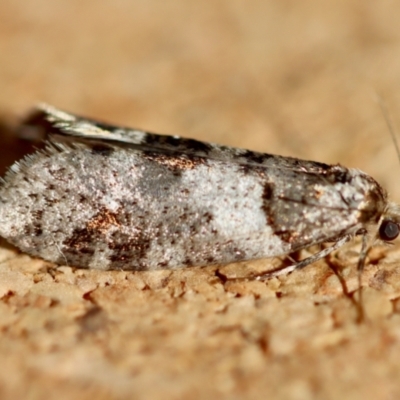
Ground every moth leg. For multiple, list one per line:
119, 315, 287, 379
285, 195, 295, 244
355, 230, 369, 323
255, 235, 352, 280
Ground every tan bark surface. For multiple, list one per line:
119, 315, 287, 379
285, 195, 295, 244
1, 2, 400, 399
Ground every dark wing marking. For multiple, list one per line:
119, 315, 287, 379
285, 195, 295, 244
22, 104, 333, 176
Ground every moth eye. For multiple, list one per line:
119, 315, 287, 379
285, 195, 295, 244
379, 220, 400, 241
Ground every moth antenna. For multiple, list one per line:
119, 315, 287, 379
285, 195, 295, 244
376, 95, 400, 165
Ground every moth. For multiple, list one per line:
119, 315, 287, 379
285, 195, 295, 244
0, 104, 399, 278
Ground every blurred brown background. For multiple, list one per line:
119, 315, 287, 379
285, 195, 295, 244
1, 1, 400, 399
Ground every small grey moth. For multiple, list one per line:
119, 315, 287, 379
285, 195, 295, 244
0, 104, 398, 279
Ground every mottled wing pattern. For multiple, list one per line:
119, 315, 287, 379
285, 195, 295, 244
2, 104, 384, 270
